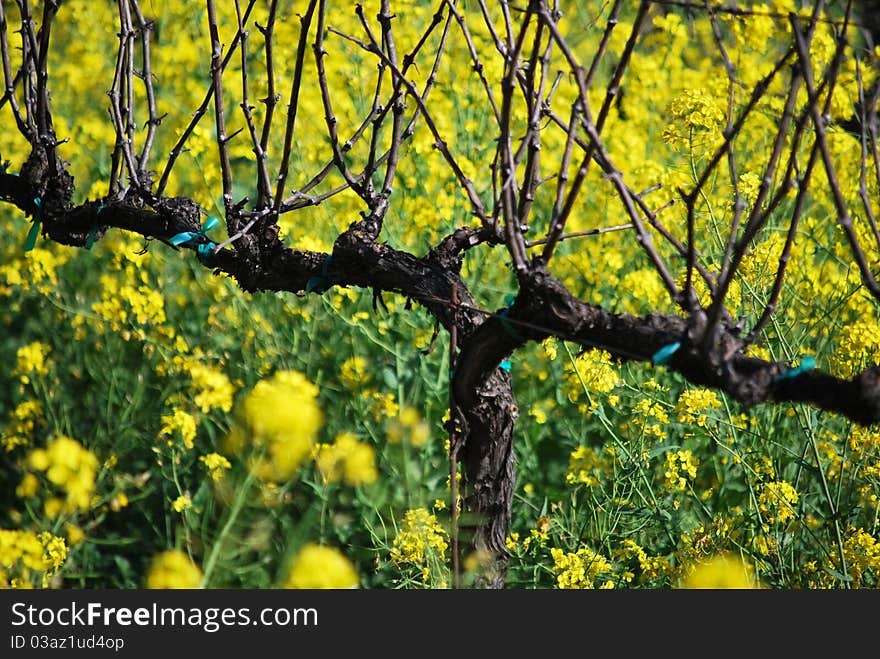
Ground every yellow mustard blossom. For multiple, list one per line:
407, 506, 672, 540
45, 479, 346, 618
757, 480, 799, 524
826, 528, 880, 589
1, 247, 69, 295
2, 400, 43, 452
64, 524, 86, 546
848, 423, 880, 458
283, 544, 359, 589
388, 406, 430, 447
13, 342, 51, 384
564, 348, 620, 401
224, 370, 323, 482
737, 171, 762, 206
550, 546, 615, 589
653, 11, 687, 39
188, 363, 235, 413
144, 550, 203, 589
662, 88, 725, 151
339, 355, 371, 390
0, 530, 68, 588
369, 390, 399, 423
681, 553, 760, 589
615, 539, 671, 583
27, 436, 99, 513
629, 398, 669, 439
618, 268, 671, 313
16, 473, 40, 498
663, 450, 699, 492
565, 445, 602, 487
159, 409, 198, 449
541, 337, 558, 360
675, 388, 722, 427
91, 273, 166, 336
172, 495, 193, 513
834, 320, 880, 377
390, 508, 449, 566
315, 432, 378, 486
199, 452, 232, 481
110, 492, 129, 512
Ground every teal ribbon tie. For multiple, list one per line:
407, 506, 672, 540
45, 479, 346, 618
500, 359, 512, 372
23, 198, 42, 252
306, 254, 334, 294
652, 341, 681, 365
498, 294, 522, 342
773, 355, 816, 383
85, 204, 105, 250
169, 215, 219, 264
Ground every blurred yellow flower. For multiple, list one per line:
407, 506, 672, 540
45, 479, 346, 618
339, 356, 370, 390
2, 400, 43, 452
27, 436, 99, 513
388, 406, 430, 447
13, 342, 51, 384
144, 550, 203, 589
315, 432, 378, 486
188, 363, 235, 413
224, 370, 323, 482
681, 554, 760, 589
283, 544, 359, 589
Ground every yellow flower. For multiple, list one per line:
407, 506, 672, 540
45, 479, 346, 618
283, 544, 359, 589
757, 481, 799, 524
662, 88, 724, 151
681, 553, 760, 589
199, 453, 232, 481
27, 436, 99, 513
663, 450, 699, 492
315, 432, 378, 486
16, 473, 40, 498
188, 363, 235, 413
159, 410, 197, 449
388, 406, 430, 447
0, 530, 68, 588
225, 370, 323, 482
64, 524, 86, 546
737, 171, 762, 205
565, 446, 614, 487
110, 492, 129, 512
144, 550, 203, 589
14, 342, 51, 384
829, 527, 880, 589
339, 356, 370, 390
2, 400, 43, 452
390, 508, 449, 566
172, 495, 192, 513
564, 349, 619, 401
550, 546, 614, 589
39, 532, 68, 572
675, 388, 722, 427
